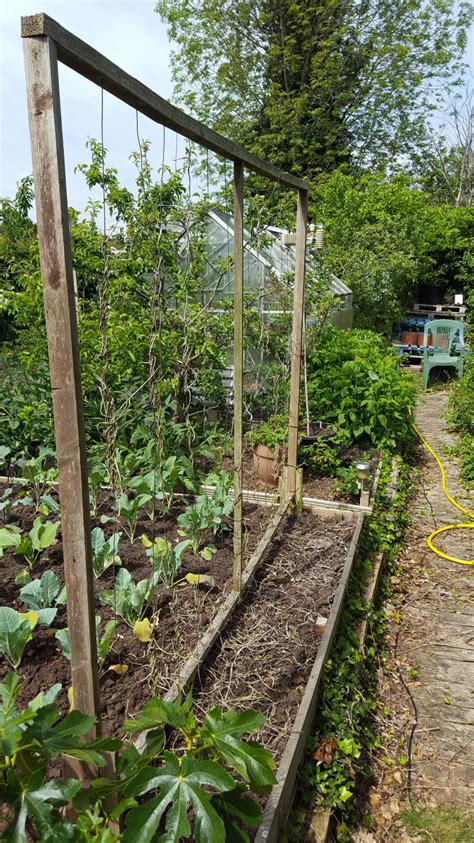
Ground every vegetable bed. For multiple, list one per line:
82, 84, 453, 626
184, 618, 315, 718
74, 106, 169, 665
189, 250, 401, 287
191, 511, 355, 763
0, 486, 273, 734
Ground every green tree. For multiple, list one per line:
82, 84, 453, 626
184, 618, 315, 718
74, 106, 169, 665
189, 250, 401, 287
156, 0, 473, 174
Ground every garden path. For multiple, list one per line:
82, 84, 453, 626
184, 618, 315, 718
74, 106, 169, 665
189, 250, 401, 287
358, 389, 473, 841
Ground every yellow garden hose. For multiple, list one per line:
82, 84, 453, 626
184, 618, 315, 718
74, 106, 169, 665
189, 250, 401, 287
412, 423, 474, 566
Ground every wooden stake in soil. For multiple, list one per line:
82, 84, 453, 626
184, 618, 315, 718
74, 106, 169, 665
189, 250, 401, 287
233, 160, 244, 592
22, 35, 101, 737
287, 189, 308, 501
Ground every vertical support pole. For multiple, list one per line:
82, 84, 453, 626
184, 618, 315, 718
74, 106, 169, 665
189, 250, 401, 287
233, 160, 244, 591
287, 189, 308, 503
23, 36, 101, 730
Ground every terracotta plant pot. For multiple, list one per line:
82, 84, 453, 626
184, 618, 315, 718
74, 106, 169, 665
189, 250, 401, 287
253, 444, 285, 487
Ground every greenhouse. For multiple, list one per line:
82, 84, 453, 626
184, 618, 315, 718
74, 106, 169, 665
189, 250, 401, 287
202, 210, 353, 328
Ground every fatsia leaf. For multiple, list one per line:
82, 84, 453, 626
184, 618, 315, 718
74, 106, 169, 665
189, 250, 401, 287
211, 784, 262, 842
123, 690, 194, 734
122, 751, 234, 843
0, 673, 36, 757
199, 707, 276, 791
2, 768, 78, 843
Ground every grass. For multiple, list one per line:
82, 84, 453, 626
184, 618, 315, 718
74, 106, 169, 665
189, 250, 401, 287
401, 803, 474, 843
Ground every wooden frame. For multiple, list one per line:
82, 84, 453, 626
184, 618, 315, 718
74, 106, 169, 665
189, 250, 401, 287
21, 12, 308, 750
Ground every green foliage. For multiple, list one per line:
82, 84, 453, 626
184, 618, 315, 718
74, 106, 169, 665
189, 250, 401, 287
116, 492, 152, 544
120, 691, 276, 842
156, 0, 473, 173
11, 516, 60, 570
99, 568, 153, 627
249, 413, 288, 452
299, 440, 341, 477
289, 455, 413, 836
19, 570, 65, 626
0, 607, 37, 669
91, 527, 122, 577
331, 465, 360, 499
306, 327, 417, 449
142, 535, 194, 587
0, 672, 119, 841
0, 674, 275, 842
55, 616, 117, 677
177, 484, 233, 556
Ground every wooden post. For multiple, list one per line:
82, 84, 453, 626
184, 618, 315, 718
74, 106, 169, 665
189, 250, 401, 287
233, 160, 244, 591
287, 189, 308, 501
23, 36, 101, 732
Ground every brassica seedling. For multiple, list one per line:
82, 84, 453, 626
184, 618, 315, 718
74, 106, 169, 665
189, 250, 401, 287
91, 527, 121, 577
0, 607, 37, 668
19, 570, 63, 626
13, 517, 60, 569
55, 615, 117, 677
141, 535, 192, 588
100, 568, 152, 627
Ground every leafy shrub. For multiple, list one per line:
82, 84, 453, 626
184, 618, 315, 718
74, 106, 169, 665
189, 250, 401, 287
306, 326, 417, 449
0, 674, 275, 841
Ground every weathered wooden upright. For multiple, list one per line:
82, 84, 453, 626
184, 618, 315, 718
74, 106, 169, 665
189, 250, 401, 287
22, 31, 101, 731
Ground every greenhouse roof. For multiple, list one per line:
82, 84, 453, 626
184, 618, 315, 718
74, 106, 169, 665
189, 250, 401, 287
207, 210, 352, 300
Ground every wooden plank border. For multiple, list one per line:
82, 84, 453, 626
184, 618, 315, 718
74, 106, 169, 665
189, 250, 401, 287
256, 512, 365, 842
133, 499, 290, 751
21, 14, 307, 191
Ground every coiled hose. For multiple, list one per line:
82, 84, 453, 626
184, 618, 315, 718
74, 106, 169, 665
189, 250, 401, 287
412, 423, 474, 566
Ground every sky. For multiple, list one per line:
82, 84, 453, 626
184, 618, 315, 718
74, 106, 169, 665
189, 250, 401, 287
0, 0, 188, 211
1, 1, 473, 213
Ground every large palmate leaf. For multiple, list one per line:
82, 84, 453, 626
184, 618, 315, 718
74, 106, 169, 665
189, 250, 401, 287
211, 784, 262, 843
123, 690, 195, 736
25, 705, 120, 765
122, 751, 235, 843
2, 767, 78, 843
199, 707, 276, 792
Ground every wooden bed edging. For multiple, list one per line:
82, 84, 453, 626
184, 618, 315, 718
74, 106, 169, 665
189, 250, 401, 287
133, 499, 290, 751
256, 511, 366, 842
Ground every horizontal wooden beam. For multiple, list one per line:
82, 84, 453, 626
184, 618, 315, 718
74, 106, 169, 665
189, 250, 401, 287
21, 13, 308, 192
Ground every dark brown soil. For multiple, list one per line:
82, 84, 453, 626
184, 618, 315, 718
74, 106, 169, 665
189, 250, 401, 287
0, 486, 272, 735
191, 511, 355, 762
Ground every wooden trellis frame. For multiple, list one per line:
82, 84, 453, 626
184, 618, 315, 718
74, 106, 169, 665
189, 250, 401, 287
21, 13, 308, 740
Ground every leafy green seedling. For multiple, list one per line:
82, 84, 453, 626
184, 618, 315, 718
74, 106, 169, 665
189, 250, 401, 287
56, 615, 117, 677
116, 492, 152, 543
19, 570, 64, 626
0, 487, 14, 522
91, 527, 122, 577
0, 524, 21, 557
0, 607, 37, 668
100, 568, 152, 627
13, 516, 60, 569
142, 535, 192, 588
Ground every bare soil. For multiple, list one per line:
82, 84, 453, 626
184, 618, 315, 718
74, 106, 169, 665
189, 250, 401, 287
0, 488, 272, 735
